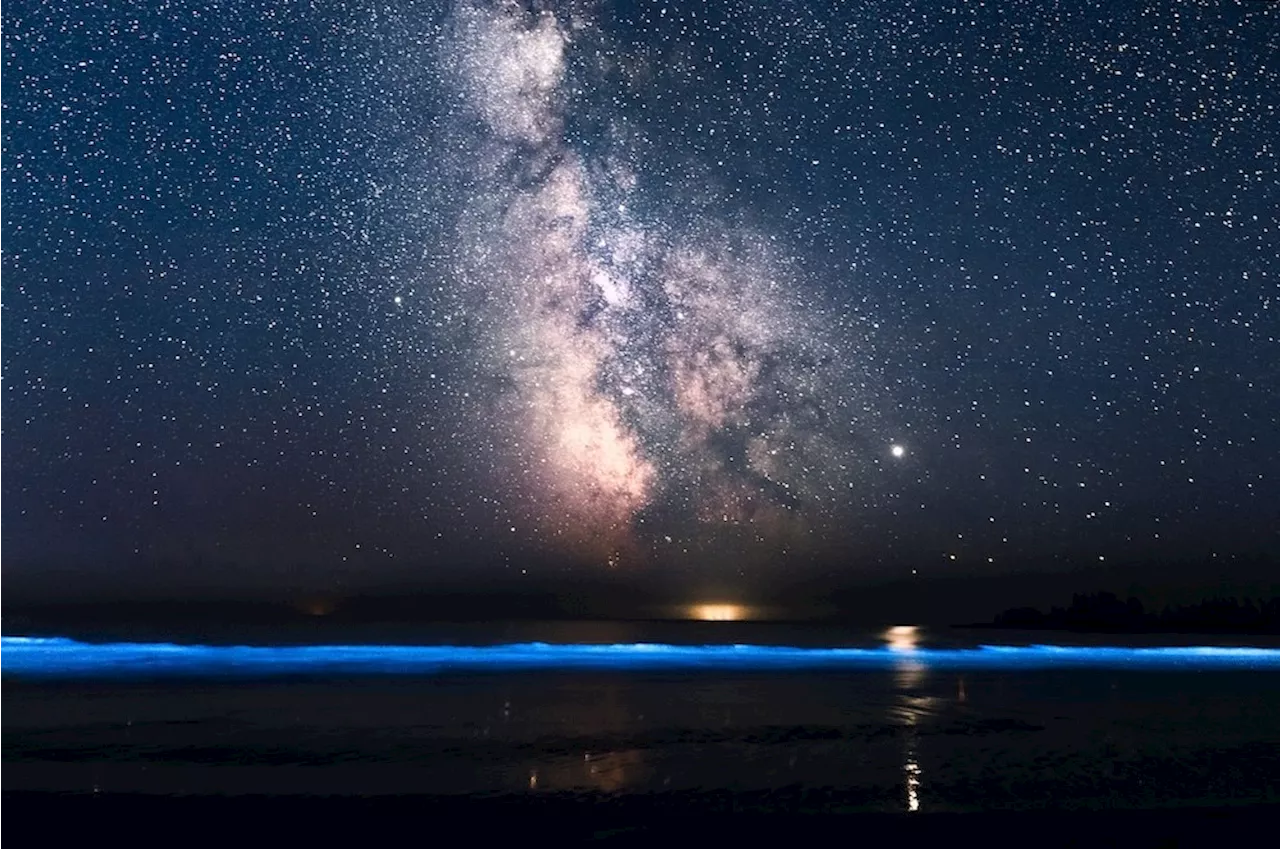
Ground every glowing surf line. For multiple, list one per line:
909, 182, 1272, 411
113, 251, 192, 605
3, 636, 1279, 678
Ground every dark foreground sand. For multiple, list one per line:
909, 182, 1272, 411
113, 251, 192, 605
4, 791, 1275, 847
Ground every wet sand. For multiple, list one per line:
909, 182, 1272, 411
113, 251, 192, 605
5, 791, 1275, 846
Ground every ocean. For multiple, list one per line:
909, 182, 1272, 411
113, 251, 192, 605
4, 622, 1280, 843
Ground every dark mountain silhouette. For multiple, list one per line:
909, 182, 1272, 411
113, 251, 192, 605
976, 592, 1280, 634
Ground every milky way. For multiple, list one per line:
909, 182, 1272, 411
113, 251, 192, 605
441, 1, 883, 566
3, 0, 1275, 592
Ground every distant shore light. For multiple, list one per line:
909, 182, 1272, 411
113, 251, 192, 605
885, 624, 920, 651
689, 603, 746, 621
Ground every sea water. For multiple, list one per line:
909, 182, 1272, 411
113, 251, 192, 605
4, 624, 1279, 811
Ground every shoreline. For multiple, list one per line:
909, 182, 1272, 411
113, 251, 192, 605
4, 791, 1275, 845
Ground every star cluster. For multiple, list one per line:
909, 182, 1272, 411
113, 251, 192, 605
2, 0, 1276, 595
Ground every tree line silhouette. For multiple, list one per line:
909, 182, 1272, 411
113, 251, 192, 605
987, 592, 1280, 634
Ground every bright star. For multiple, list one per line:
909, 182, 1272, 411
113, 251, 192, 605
891, 444, 905, 458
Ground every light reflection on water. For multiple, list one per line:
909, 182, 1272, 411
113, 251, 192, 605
887, 626, 933, 812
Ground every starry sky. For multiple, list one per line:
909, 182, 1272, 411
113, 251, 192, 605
3, 0, 1278, 601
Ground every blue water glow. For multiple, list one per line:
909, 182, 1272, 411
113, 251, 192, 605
3, 636, 1280, 679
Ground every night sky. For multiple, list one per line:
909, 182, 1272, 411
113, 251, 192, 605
3, 0, 1277, 602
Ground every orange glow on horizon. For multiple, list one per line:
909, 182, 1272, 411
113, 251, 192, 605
298, 598, 338, 617
689, 603, 747, 621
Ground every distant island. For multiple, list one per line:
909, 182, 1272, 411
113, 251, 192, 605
970, 592, 1280, 635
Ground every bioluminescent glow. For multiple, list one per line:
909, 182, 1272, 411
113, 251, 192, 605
3, 637, 1279, 679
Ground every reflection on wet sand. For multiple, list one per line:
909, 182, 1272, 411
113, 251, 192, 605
905, 754, 922, 812
521, 682, 650, 793
524, 748, 650, 793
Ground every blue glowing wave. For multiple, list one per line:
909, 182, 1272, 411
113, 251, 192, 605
3, 636, 1279, 678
